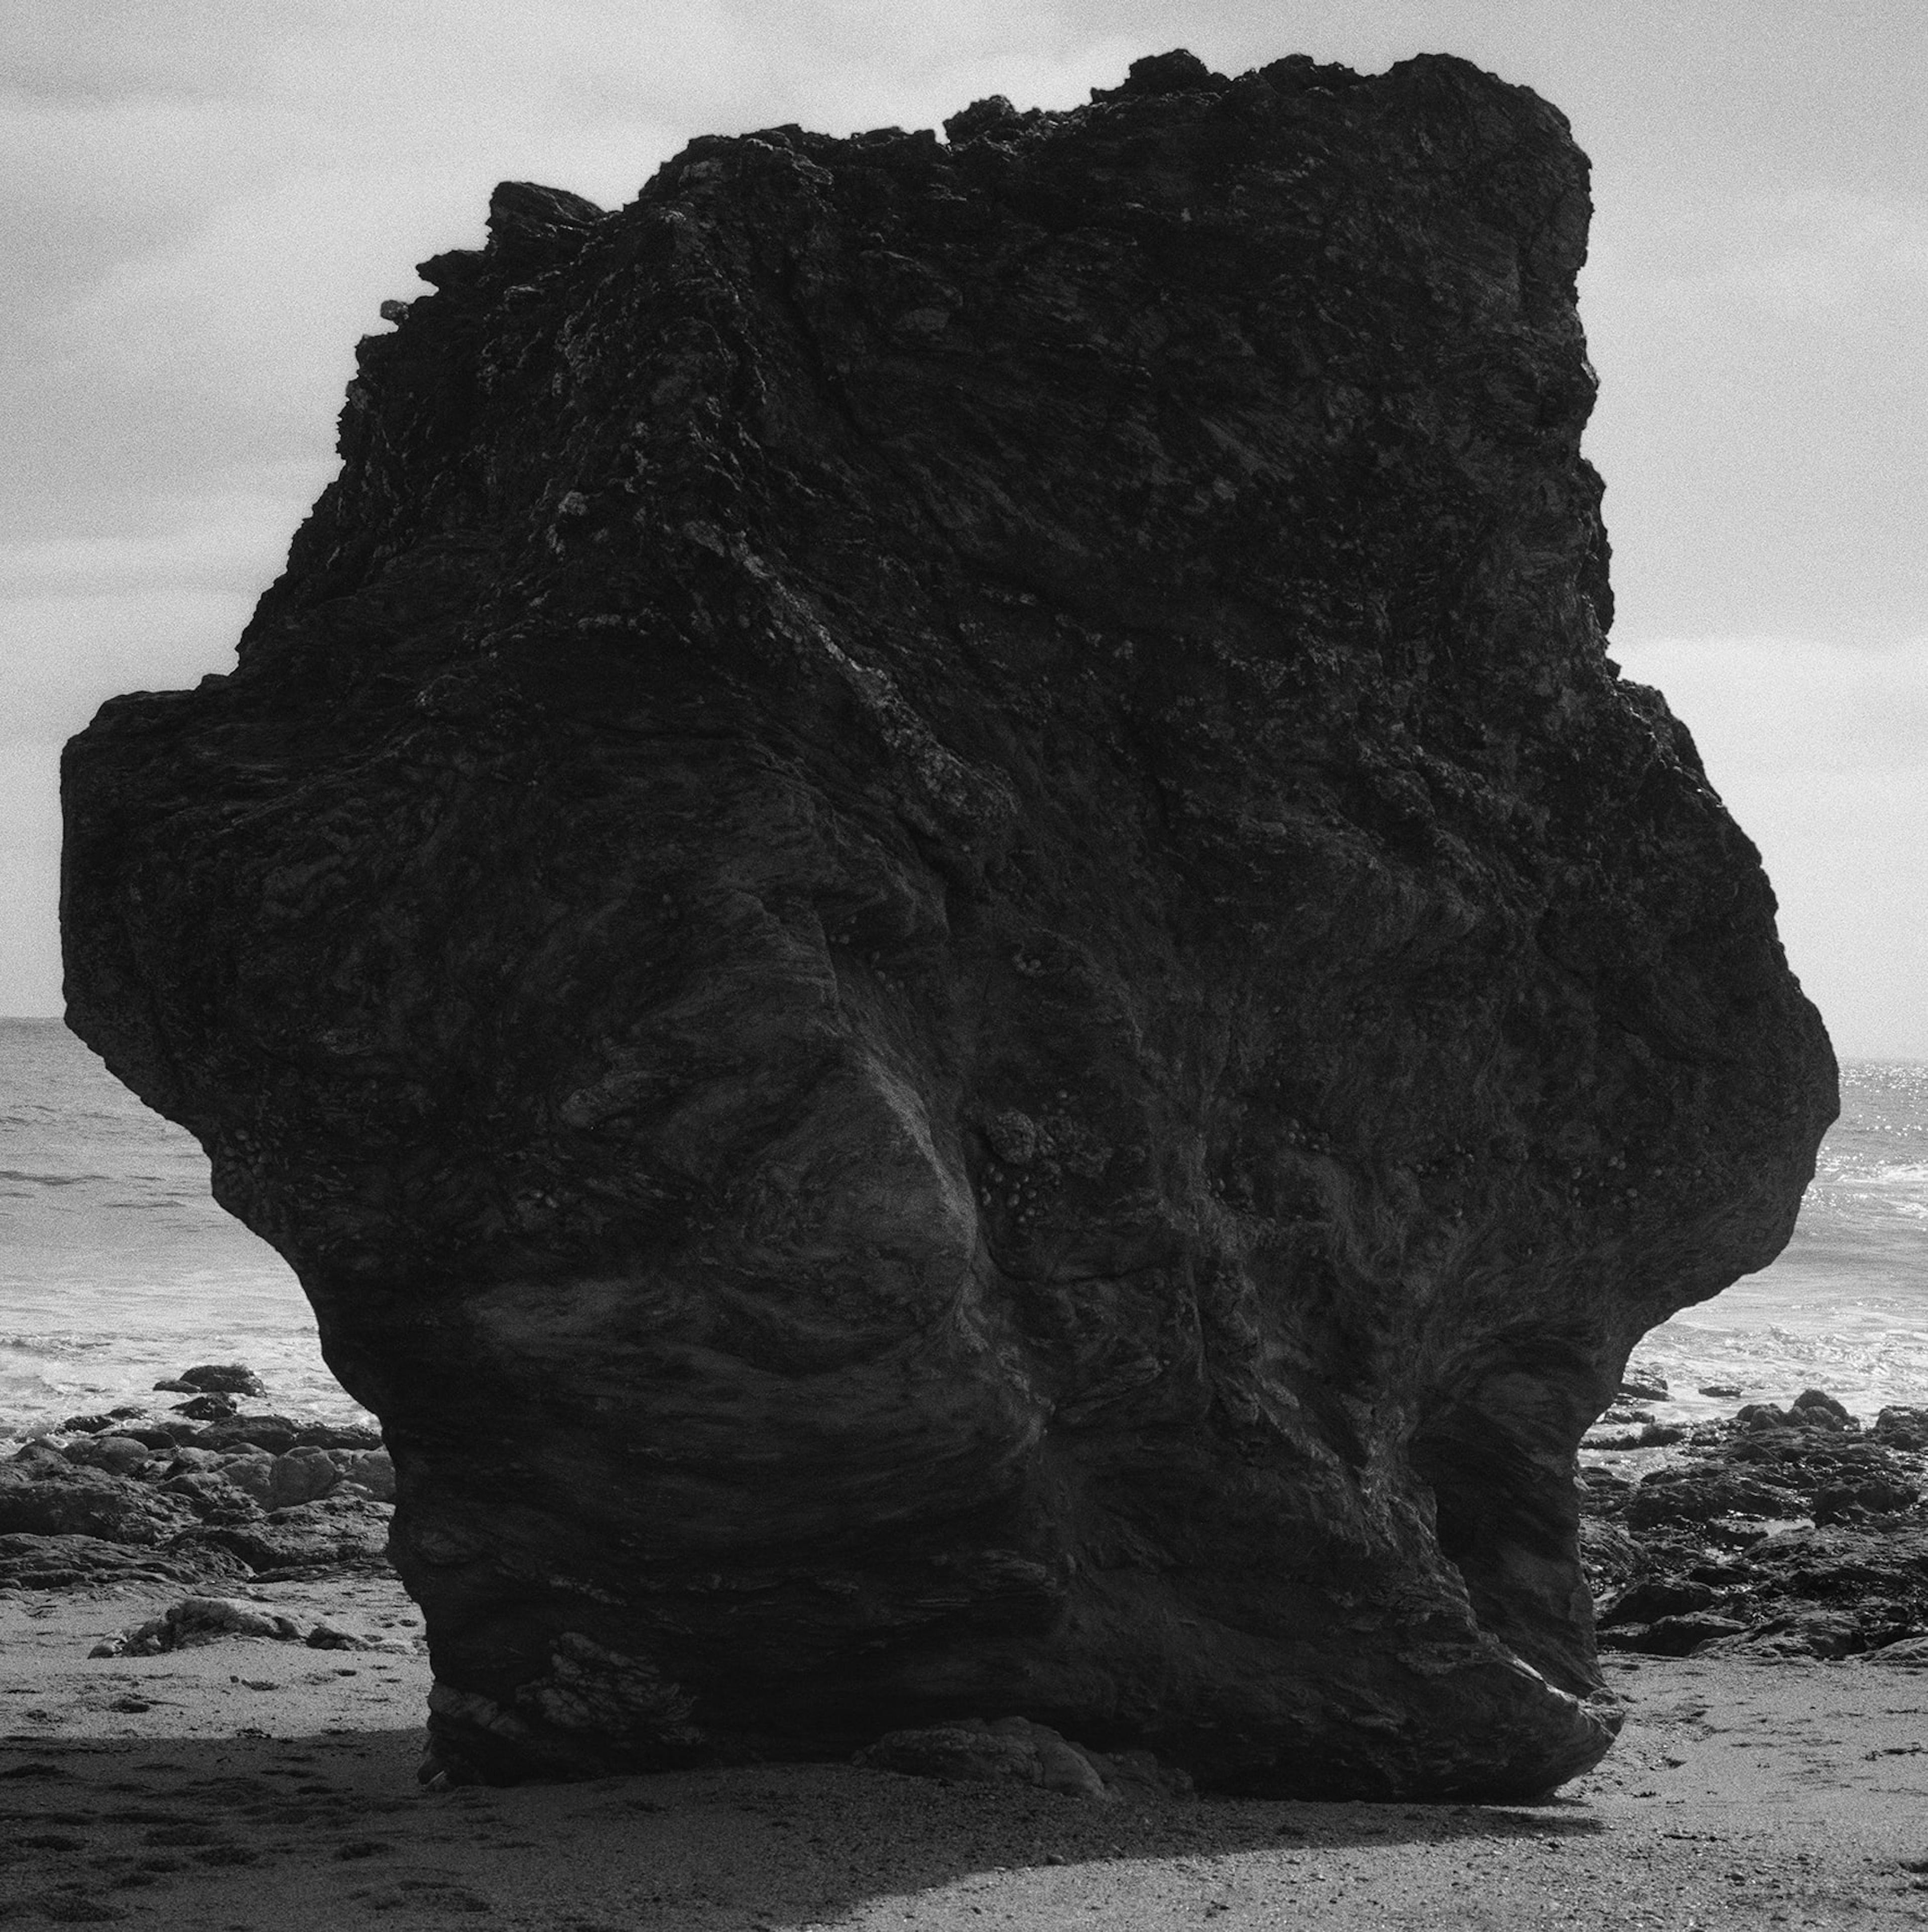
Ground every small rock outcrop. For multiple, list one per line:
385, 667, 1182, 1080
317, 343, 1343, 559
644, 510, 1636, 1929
62, 51, 1834, 1794
1581, 1396, 1928, 1661
0, 1377, 392, 1589
154, 1363, 270, 1398
88, 1594, 414, 1657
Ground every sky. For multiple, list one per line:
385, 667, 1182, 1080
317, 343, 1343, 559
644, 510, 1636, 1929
3, 0, 1924, 1055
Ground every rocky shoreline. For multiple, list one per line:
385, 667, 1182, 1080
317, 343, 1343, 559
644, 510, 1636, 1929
1580, 1379, 1928, 1666
13, 1359, 1928, 1691
9, 1362, 1922, 1665
12, 1372, 1928, 1922
0, 1363, 393, 1595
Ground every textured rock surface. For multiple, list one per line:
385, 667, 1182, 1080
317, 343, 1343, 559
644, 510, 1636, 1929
62, 49, 1834, 1795
0, 1447, 193, 1545
1581, 1393, 1928, 1661
1, 1378, 394, 1588
0, 1533, 243, 1591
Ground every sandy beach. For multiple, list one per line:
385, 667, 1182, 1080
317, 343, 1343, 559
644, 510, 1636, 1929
5, 1577, 1928, 1930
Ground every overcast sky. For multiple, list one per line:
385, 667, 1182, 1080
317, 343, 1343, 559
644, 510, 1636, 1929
4, 0, 1924, 1055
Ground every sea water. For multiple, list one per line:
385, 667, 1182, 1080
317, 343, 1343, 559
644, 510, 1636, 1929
1635, 1058, 1928, 1420
0, 1018, 370, 1441
2, 1019, 1923, 1444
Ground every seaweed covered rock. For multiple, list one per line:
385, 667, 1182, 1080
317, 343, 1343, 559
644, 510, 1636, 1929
62, 49, 1834, 1794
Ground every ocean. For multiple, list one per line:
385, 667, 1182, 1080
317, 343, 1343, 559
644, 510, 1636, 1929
1633, 1056, 1928, 1422
0, 1018, 370, 1443
2, 1019, 1923, 1445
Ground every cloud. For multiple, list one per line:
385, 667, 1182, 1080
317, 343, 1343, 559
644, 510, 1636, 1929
0, 491, 298, 749
1578, 173, 1928, 647
1622, 636, 1928, 777
1615, 638, 1928, 1060
1610, 187, 1928, 325
0, 491, 298, 597
0, 585, 256, 746
0, 744, 63, 1016
1743, 192, 1928, 322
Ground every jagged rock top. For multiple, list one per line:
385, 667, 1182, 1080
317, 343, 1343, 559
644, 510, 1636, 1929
250, 46, 1604, 666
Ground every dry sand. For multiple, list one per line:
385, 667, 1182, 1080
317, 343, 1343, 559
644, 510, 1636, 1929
5, 1579, 1928, 1929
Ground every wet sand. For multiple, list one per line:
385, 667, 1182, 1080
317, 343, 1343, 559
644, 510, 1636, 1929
6, 1580, 1928, 1928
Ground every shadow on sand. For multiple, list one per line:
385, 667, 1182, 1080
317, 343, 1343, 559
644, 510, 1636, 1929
0, 1725, 1602, 1928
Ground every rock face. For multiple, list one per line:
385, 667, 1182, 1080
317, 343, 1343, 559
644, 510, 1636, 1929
62, 49, 1835, 1795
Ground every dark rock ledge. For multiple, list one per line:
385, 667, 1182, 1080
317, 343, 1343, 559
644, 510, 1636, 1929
0, 1377, 392, 1591
60, 49, 1834, 1794
1581, 1397, 1928, 1662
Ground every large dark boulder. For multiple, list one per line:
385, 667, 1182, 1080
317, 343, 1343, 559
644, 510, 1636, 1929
0, 1448, 194, 1545
0, 1534, 245, 1591
61, 50, 1833, 1795
170, 1496, 396, 1576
